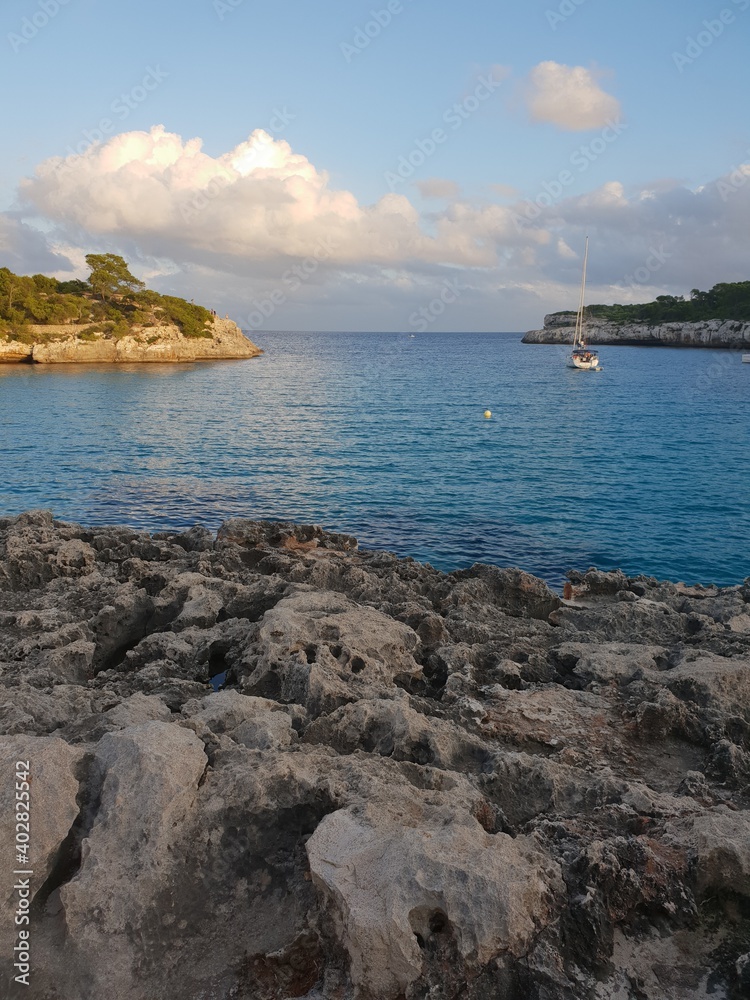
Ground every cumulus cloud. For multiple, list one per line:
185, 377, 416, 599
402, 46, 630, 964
416, 178, 461, 200
525, 62, 622, 131
20, 126, 526, 274
10, 125, 750, 332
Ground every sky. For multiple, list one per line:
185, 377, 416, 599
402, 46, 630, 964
2, 0, 750, 332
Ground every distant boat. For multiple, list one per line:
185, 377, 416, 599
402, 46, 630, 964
567, 236, 602, 371
743, 354, 750, 363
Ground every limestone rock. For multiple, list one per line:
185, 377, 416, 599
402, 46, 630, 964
27, 317, 262, 364
56, 723, 207, 994
0, 736, 85, 957
665, 811, 750, 898
450, 563, 561, 620
240, 589, 423, 715
0, 511, 748, 999
304, 696, 491, 773
181, 688, 303, 745
0, 684, 97, 737
307, 803, 562, 998
523, 315, 750, 349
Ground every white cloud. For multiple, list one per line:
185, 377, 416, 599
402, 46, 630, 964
525, 62, 622, 131
20, 126, 526, 273
9, 126, 750, 332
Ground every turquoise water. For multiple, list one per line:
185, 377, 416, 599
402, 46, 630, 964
1, 332, 748, 587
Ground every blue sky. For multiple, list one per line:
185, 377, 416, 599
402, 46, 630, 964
2, 0, 750, 331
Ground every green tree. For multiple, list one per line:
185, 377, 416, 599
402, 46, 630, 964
56, 279, 90, 296
85, 254, 145, 301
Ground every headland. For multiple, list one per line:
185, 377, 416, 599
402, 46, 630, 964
0, 257, 261, 363
523, 279, 750, 348
523, 312, 750, 348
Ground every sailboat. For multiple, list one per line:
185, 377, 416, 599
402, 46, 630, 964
567, 236, 602, 371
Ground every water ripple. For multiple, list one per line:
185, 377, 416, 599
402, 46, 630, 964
1, 333, 748, 587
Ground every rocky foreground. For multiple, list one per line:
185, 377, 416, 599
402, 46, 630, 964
0, 318, 261, 364
522, 313, 750, 349
0, 512, 748, 1000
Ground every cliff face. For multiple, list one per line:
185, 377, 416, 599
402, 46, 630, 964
0, 318, 262, 363
523, 313, 750, 348
0, 511, 748, 1000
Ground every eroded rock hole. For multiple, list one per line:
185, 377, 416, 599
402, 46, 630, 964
409, 906, 453, 953
207, 644, 231, 691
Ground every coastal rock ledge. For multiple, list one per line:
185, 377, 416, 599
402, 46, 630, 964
523, 312, 750, 348
0, 318, 261, 364
1, 511, 748, 1000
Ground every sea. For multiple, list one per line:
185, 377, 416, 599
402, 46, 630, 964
1, 332, 748, 589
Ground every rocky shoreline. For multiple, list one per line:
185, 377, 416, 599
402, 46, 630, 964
523, 313, 750, 349
0, 511, 748, 999
0, 318, 262, 364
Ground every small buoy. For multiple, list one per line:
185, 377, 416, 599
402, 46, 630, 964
484, 410, 492, 419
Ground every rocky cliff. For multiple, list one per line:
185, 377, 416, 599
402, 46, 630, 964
0, 318, 261, 363
523, 312, 750, 348
0, 511, 748, 999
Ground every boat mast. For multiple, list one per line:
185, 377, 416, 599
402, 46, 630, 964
574, 236, 589, 349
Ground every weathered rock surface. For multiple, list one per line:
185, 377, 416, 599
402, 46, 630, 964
0, 737, 86, 959
307, 804, 562, 998
1, 317, 261, 364
523, 312, 750, 349
0, 512, 747, 999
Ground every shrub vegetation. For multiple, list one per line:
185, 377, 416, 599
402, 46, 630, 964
0, 255, 216, 342
549, 281, 750, 326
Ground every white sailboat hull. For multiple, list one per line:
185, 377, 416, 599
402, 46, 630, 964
567, 354, 601, 370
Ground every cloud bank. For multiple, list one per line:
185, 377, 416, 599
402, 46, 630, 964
10, 123, 750, 331
21, 126, 525, 273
